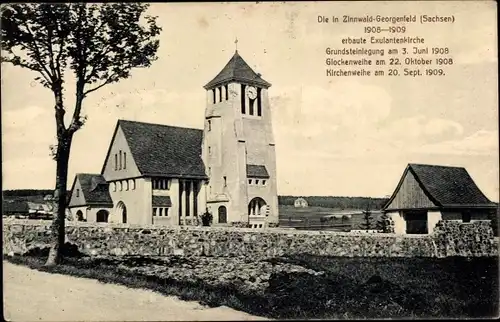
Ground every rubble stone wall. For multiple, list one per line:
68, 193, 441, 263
2, 219, 497, 258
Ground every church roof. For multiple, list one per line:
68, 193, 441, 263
384, 163, 495, 209
119, 120, 207, 179
204, 51, 271, 89
73, 173, 113, 206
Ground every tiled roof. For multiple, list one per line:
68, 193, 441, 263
408, 164, 494, 207
246, 164, 270, 178
75, 173, 113, 206
204, 51, 271, 89
152, 195, 172, 207
3, 200, 29, 214
119, 120, 207, 179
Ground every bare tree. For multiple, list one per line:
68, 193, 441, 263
1, 3, 161, 266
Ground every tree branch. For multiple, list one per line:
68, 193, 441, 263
21, 21, 55, 81
82, 73, 117, 96
5, 49, 52, 86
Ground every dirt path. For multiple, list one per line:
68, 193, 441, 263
3, 261, 268, 321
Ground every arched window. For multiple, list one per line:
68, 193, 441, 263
124, 180, 129, 191
111, 182, 116, 192
76, 210, 84, 221
130, 179, 135, 190
118, 181, 122, 191
124, 152, 127, 169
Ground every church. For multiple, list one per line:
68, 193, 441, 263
67, 50, 279, 228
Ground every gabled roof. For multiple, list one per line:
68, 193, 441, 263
384, 163, 495, 209
118, 120, 207, 179
204, 50, 271, 89
73, 173, 113, 206
247, 165, 270, 178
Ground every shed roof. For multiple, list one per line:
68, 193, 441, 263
246, 165, 270, 178
118, 120, 207, 179
384, 163, 495, 209
204, 51, 271, 89
152, 195, 172, 207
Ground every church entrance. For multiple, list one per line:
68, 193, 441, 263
96, 210, 109, 223
248, 197, 267, 216
115, 201, 127, 224
218, 206, 227, 223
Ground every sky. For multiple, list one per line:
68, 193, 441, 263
2, 2, 498, 200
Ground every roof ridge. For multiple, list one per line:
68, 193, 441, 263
409, 163, 466, 169
119, 119, 202, 131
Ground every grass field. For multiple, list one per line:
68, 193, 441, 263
5, 252, 498, 319
279, 205, 383, 231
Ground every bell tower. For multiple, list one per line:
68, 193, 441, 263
202, 50, 279, 228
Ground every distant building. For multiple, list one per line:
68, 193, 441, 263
383, 163, 496, 234
294, 197, 308, 208
3, 200, 29, 216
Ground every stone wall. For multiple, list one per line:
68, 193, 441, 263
2, 219, 497, 258
432, 220, 497, 257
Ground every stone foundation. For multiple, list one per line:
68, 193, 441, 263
2, 219, 497, 258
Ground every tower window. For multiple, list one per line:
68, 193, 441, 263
241, 84, 246, 114
262, 180, 266, 185
208, 120, 211, 131
248, 179, 252, 184
219, 86, 223, 102
76, 189, 80, 197
257, 88, 262, 116
208, 146, 212, 155
119, 150, 122, 170
223, 176, 227, 187
114, 154, 118, 170
124, 152, 127, 169
256, 179, 259, 184
208, 167, 211, 176
212, 88, 216, 104
225, 84, 229, 100
249, 98, 255, 115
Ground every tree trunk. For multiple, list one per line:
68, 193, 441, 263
45, 134, 73, 266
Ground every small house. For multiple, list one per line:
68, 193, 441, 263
294, 197, 308, 208
2, 200, 30, 217
383, 163, 496, 234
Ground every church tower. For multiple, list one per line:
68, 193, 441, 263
202, 50, 279, 228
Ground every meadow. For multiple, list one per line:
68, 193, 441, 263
278, 205, 384, 231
